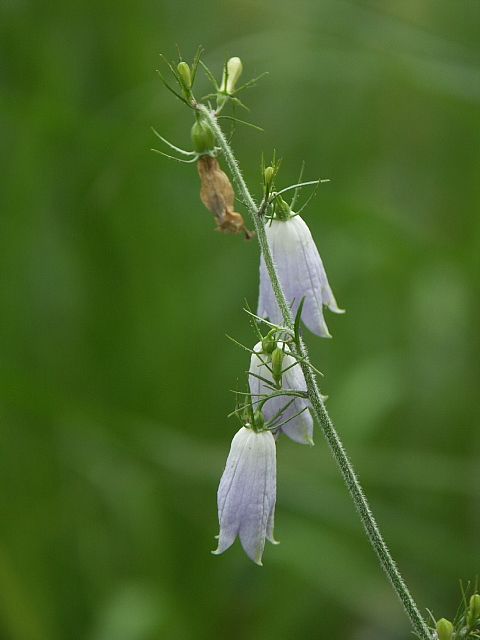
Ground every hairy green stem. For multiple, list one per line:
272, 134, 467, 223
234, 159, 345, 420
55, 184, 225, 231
198, 104, 431, 640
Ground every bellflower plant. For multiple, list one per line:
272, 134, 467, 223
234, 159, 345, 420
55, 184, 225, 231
249, 340, 314, 445
213, 424, 278, 565
153, 50, 478, 640
258, 196, 344, 337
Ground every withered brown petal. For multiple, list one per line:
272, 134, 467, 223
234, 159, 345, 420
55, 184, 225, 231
197, 156, 254, 240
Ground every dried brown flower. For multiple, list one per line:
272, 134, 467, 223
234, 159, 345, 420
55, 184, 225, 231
197, 156, 254, 240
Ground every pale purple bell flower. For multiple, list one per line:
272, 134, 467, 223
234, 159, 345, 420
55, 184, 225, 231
258, 212, 344, 337
213, 426, 278, 565
249, 342, 314, 445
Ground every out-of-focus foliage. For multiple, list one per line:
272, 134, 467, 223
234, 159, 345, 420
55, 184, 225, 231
1, 0, 479, 638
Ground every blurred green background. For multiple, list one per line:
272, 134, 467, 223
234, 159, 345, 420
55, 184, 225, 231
1, 0, 479, 638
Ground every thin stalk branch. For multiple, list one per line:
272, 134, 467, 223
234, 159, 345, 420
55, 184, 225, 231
198, 103, 432, 640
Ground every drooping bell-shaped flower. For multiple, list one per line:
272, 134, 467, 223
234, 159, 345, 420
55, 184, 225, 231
249, 341, 314, 445
258, 198, 344, 337
213, 426, 277, 565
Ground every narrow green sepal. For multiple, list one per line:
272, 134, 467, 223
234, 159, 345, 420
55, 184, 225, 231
156, 68, 191, 107
294, 296, 306, 348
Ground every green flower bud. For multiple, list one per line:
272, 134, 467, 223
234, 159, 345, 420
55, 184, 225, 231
253, 408, 265, 432
191, 119, 215, 155
467, 594, 480, 627
275, 195, 292, 221
220, 56, 243, 94
271, 347, 285, 388
264, 166, 274, 185
261, 331, 277, 355
436, 618, 453, 640
177, 61, 191, 90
